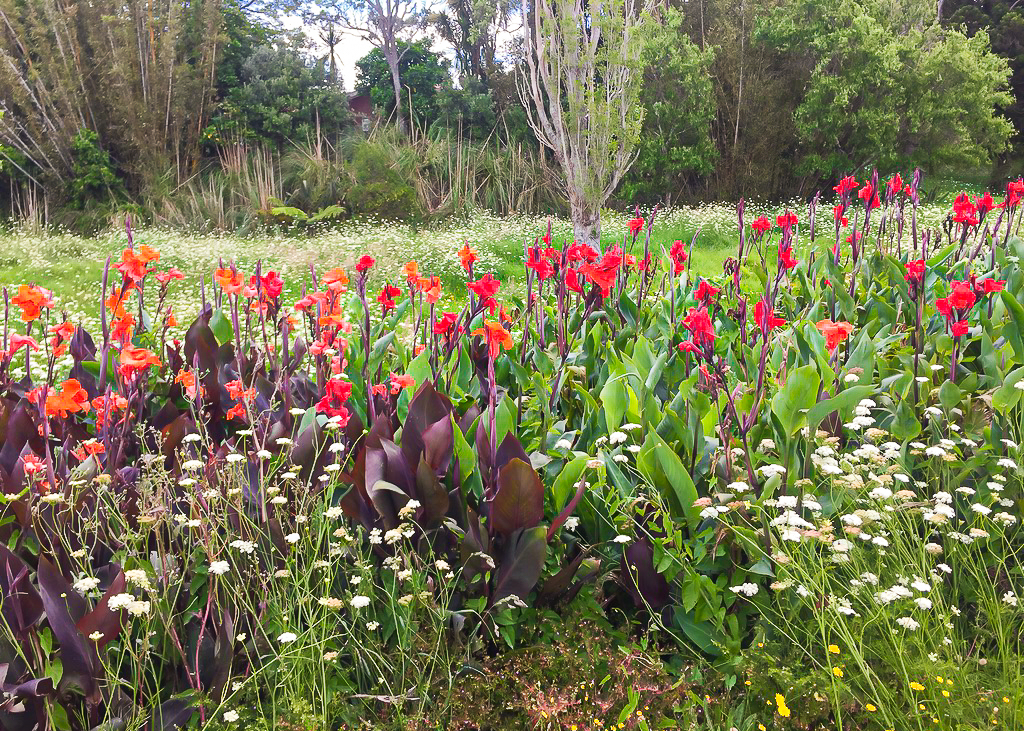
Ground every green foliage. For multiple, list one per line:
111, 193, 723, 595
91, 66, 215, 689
210, 43, 350, 149
345, 140, 423, 219
622, 7, 717, 204
356, 41, 451, 127
433, 77, 498, 140
68, 129, 122, 209
759, 0, 1015, 180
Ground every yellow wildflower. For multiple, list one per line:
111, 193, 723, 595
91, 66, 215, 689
832, 667, 844, 678
776, 693, 791, 718
910, 682, 925, 691
828, 644, 840, 654
865, 703, 877, 712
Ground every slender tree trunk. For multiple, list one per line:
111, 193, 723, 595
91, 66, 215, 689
384, 46, 405, 133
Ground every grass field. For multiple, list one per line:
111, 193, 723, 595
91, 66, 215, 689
0, 201, 951, 334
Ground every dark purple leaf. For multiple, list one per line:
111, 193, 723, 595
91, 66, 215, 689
490, 459, 544, 538
491, 526, 547, 607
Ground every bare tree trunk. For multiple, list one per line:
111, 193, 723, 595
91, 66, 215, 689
569, 190, 600, 247
384, 45, 405, 133
734, 0, 744, 150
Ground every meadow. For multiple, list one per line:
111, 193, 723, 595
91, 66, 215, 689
0, 182, 1020, 731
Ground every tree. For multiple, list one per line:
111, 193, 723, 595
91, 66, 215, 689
941, 0, 1024, 171
621, 7, 717, 205
430, 0, 518, 82
212, 43, 350, 149
355, 41, 449, 127
759, 0, 1014, 183
302, 0, 431, 132
519, 0, 656, 245
0, 0, 220, 192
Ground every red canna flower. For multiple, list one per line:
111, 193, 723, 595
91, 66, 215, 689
7, 333, 41, 356
952, 193, 979, 226
904, 258, 926, 286
776, 211, 798, 230
565, 267, 583, 295
567, 242, 599, 264
951, 320, 969, 337
833, 176, 859, 196
356, 255, 376, 273
886, 173, 904, 197
21, 454, 45, 476
832, 204, 848, 225
695, 279, 719, 304
627, 217, 645, 237
778, 246, 799, 270
682, 306, 716, 347
580, 249, 623, 298
669, 240, 688, 275
316, 377, 353, 422
434, 311, 458, 336
976, 192, 995, 215
377, 285, 403, 313
815, 319, 853, 351
981, 278, 1005, 293
468, 273, 502, 313
390, 372, 415, 394
935, 297, 952, 319
472, 319, 515, 360
155, 267, 184, 284
949, 280, 976, 310
754, 299, 786, 336
260, 270, 285, 299
750, 216, 772, 235
526, 247, 555, 281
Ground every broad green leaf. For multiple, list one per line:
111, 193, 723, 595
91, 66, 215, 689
209, 309, 234, 346
770, 364, 820, 437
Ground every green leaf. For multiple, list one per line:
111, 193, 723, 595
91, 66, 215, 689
938, 380, 961, 411
453, 415, 476, 480
552, 455, 589, 513
1001, 289, 1024, 361
209, 309, 234, 346
770, 365, 820, 438
638, 431, 698, 529
806, 385, 873, 432
890, 399, 921, 441
601, 377, 627, 431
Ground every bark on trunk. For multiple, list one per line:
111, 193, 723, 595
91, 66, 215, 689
570, 197, 601, 249
385, 47, 405, 134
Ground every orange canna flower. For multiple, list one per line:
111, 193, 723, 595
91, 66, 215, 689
11, 284, 54, 322
419, 275, 442, 304
459, 243, 479, 273
390, 372, 416, 394
165, 309, 178, 327
115, 246, 159, 282
118, 345, 161, 378
472, 319, 515, 360
111, 314, 136, 345
403, 261, 420, 285
815, 319, 854, 351
175, 368, 200, 399
214, 267, 245, 295
322, 267, 349, 292
45, 379, 91, 419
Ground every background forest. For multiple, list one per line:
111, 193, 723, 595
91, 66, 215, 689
0, 0, 1020, 232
